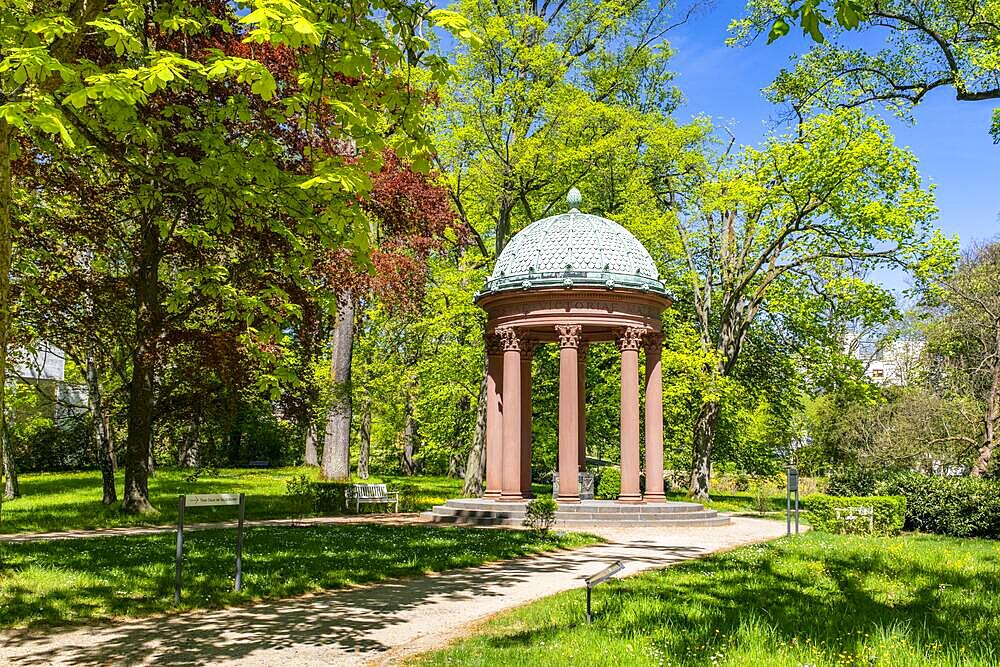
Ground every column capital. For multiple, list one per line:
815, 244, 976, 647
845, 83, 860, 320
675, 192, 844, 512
616, 326, 645, 352
496, 326, 521, 352
643, 332, 664, 353
577, 342, 589, 363
520, 338, 538, 360
555, 324, 583, 349
485, 331, 504, 357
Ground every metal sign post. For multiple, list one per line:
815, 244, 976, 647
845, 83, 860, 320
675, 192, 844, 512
174, 493, 246, 604
786, 466, 799, 536
584, 560, 625, 624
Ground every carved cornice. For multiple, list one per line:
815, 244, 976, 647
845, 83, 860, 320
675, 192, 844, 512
617, 326, 645, 352
555, 324, 583, 349
497, 326, 521, 352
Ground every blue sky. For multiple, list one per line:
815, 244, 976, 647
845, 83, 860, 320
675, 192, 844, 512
668, 0, 1000, 254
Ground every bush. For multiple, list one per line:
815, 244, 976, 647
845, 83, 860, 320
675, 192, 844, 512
826, 466, 880, 496
595, 467, 621, 500
285, 475, 350, 515
874, 473, 1000, 538
523, 497, 558, 532
806, 494, 906, 536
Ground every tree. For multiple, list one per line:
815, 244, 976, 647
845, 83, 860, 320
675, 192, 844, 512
924, 243, 1000, 475
662, 109, 950, 498
314, 151, 456, 480
732, 1, 1000, 141
4, 0, 453, 511
435, 0, 698, 495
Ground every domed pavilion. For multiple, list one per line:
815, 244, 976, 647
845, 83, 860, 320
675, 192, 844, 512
477, 189, 671, 504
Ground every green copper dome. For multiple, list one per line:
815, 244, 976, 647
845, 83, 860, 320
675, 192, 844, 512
480, 189, 666, 296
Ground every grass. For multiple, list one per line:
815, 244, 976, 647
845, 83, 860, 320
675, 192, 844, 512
414, 532, 1000, 666
0, 467, 464, 534
0, 523, 596, 629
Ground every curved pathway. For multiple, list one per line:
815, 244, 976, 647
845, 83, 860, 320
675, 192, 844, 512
0, 518, 787, 667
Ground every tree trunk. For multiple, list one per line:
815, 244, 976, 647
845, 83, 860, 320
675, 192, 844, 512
461, 357, 489, 496
122, 220, 160, 514
179, 412, 200, 468
401, 391, 419, 475
0, 119, 19, 501
321, 288, 354, 480
86, 356, 117, 504
303, 421, 319, 466
688, 400, 721, 500
971, 322, 1000, 476
358, 399, 371, 479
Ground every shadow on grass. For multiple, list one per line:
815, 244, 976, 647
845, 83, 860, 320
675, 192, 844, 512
0, 523, 623, 666
476, 533, 1000, 664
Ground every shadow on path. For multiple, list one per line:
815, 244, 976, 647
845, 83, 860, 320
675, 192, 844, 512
2, 539, 707, 666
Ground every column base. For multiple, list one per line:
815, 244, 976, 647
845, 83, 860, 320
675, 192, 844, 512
556, 494, 581, 504
643, 493, 667, 503
483, 490, 502, 499
617, 494, 644, 504
497, 492, 525, 502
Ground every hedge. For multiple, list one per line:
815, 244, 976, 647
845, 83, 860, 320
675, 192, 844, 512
875, 473, 1000, 538
806, 494, 906, 536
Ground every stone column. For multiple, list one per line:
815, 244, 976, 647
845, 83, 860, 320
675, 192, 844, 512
577, 344, 587, 471
643, 333, 666, 503
556, 324, 582, 503
618, 327, 644, 503
484, 333, 503, 499
498, 326, 523, 501
520, 340, 535, 498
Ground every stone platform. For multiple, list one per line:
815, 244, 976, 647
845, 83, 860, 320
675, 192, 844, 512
422, 498, 730, 527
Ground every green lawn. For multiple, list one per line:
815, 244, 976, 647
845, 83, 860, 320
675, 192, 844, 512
415, 532, 1000, 666
0, 523, 596, 629
0, 467, 464, 534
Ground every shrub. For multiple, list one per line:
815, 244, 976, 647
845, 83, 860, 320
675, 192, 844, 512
874, 473, 1000, 538
826, 466, 880, 496
523, 497, 558, 533
595, 467, 621, 500
285, 475, 350, 515
806, 494, 906, 536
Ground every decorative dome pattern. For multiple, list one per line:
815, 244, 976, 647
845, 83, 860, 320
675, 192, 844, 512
481, 193, 665, 296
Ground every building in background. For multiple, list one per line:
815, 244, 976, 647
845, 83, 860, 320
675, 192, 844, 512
846, 334, 925, 386
11, 345, 89, 425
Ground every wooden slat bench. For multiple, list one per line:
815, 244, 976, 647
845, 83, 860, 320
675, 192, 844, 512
347, 483, 399, 513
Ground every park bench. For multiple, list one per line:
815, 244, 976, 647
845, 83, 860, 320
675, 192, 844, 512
834, 505, 874, 532
346, 483, 400, 513
246, 460, 270, 468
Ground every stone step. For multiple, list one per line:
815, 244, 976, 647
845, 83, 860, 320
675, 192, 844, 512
421, 511, 731, 528
440, 499, 708, 514
428, 505, 722, 522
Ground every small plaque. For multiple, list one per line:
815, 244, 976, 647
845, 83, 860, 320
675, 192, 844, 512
185, 493, 241, 507
787, 467, 799, 492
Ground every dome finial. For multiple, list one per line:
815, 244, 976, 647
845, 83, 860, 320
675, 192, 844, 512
567, 187, 582, 210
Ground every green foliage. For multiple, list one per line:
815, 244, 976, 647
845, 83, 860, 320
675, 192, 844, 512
876, 473, 1000, 538
806, 493, 906, 536
0, 524, 596, 628
417, 533, 1000, 666
595, 467, 621, 500
734, 1, 1000, 139
522, 497, 558, 533
284, 474, 350, 514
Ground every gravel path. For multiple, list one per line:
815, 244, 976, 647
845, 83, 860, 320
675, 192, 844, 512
0, 517, 787, 667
